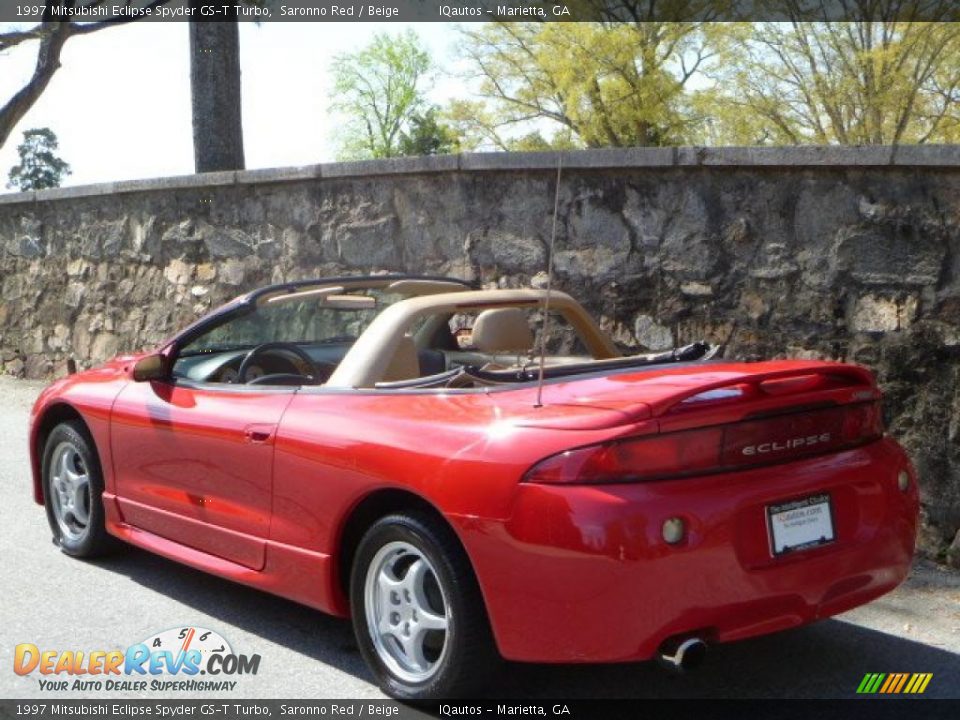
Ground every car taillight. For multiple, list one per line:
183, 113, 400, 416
523, 426, 724, 484
840, 401, 884, 442
524, 401, 884, 485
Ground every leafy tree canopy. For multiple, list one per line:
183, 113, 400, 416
7, 127, 71, 191
330, 30, 434, 160
454, 18, 738, 149
701, 15, 960, 145
453, 2, 960, 148
398, 107, 461, 156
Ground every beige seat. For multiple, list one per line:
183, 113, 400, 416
382, 335, 421, 382
471, 309, 535, 363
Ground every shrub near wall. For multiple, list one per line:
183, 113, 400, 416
1, 147, 958, 560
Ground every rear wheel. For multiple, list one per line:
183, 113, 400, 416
41, 421, 116, 557
350, 511, 498, 698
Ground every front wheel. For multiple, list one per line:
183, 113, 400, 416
350, 512, 498, 699
41, 421, 116, 557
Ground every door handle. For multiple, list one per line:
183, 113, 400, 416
243, 424, 276, 444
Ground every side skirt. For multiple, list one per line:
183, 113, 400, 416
102, 492, 347, 617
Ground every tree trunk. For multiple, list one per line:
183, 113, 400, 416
189, 17, 245, 172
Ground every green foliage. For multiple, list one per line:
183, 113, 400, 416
701, 16, 960, 145
443, 99, 504, 152
7, 127, 70, 191
503, 130, 579, 152
455, 19, 736, 149
398, 107, 460, 156
330, 30, 433, 160
452, 5, 960, 149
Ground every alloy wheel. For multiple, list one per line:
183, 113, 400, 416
363, 540, 450, 683
48, 441, 91, 542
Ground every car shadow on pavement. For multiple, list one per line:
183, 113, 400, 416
93, 546, 372, 682
94, 546, 958, 699
493, 620, 959, 699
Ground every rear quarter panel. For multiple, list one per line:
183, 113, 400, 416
270, 359, 885, 583
269, 389, 624, 553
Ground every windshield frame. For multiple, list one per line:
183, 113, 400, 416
177, 291, 396, 358
163, 274, 474, 360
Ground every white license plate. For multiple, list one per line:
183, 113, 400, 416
767, 493, 835, 556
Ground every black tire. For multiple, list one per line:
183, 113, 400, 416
350, 511, 499, 699
41, 420, 117, 558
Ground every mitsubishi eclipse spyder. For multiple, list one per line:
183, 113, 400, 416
28, 274, 919, 698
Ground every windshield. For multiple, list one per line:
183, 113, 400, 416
179, 288, 403, 356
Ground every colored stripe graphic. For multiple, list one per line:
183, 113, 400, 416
858, 673, 933, 694
858, 673, 877, 693
907, 673, 932, 694
879, 674, 896, 693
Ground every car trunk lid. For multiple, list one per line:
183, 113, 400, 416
508, 360, 884, 484
497, 360, 879, 437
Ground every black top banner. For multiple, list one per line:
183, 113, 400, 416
0, 0, 959, 23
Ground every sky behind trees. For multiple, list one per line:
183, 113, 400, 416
1, 20, 957, 189
0, 22, 460, 187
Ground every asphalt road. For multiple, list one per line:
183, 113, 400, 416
1, 376, 957, 700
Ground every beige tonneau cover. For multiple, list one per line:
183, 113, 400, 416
325, 288, 621, 389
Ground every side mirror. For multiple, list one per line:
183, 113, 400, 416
132, 354, 167, 382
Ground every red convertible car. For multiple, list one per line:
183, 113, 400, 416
29, 274, 918, 698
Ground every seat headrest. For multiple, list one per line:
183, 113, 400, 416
471, 308, 534, 354
382, 335, 421, 382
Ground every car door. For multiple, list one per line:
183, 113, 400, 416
110, 379, 296, 570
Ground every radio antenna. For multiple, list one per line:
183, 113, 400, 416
535, 153, 563, 409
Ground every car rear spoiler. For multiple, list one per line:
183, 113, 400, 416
656, 364, 879, 418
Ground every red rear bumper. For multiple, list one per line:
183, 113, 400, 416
452, 437, 918, 663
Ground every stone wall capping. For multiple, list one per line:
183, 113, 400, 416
113, 171, 238, 195
562, 146, 677, 168
236, 165, 323, 184
2, 146, 960, 205
891, 144, 960, 166
0, 190, 35, 205
321, 154, 460, 178
675, 145, 897, 166
460, 147, 678, 171
459, 151, 565, 171
37, 182, 119, 201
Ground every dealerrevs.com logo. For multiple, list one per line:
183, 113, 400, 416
14, 626, 261, 692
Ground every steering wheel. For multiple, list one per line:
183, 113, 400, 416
238, 342, 322, 385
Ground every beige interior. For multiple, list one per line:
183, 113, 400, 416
323, 295, 377, 309
382, 335, 420, 382
471, 309, 535, 354
326, 288, 621, 389
387, 279, 471, 296
260, 286, 344, 306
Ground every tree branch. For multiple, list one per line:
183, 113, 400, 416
0, 26, 49, 53
0, 1, 175, 151
70, 0, 172, 34
0, 21, 74, 151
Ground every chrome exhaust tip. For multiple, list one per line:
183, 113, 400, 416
657, 637, 707, 672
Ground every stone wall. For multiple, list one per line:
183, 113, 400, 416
1, 146, 959, 559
